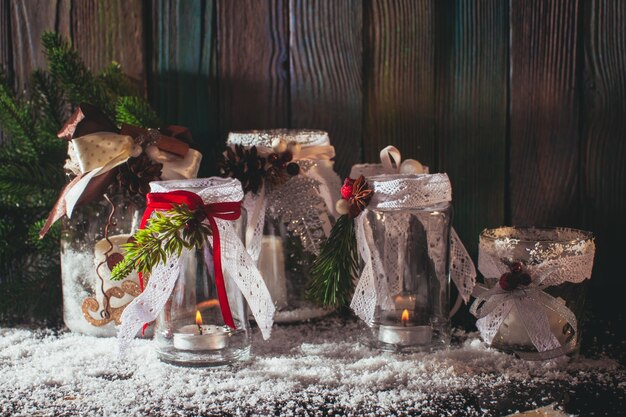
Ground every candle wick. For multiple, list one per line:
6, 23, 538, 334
197, 324, 203, 335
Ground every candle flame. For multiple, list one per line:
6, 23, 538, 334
401, 309, 409, 325
195, 310, 203, 327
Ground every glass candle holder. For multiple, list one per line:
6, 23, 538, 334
473, 227, 595, 360
226, 129, 342, 322
60, 194, 143, 336
364, 203, 453, 353
154, 212, 251, 366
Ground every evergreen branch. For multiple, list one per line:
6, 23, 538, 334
306, 215, 359, 308
111, 205, 211, 281
41, 32, 114, 118
0, 78, 37, 160
115, 96, 161, 128
31, 69, 67, 131
98, 62, 138, 97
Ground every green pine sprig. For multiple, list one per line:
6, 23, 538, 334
111, 205, 211, 281
115, 96, 161, 129
306, 215, 359, 309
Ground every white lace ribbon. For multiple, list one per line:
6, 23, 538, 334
350, 172, 477, 323
226, 130, 340, 263
117, 178, 275, 357
470, 230, 595, 358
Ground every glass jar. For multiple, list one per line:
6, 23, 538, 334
226, 129, 341, 322
474, 227, 595, 360
154, 212, 250, 366
60, 194, 143, 336
363, 202, 453, 353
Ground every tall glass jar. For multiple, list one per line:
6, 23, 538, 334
226, 129, 341, 322
60, 194, 143, 336
154, 214, 251, 366
473, 227, 595, 360
364, 203, 453, 352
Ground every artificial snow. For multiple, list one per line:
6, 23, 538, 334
0, 318, 623, 416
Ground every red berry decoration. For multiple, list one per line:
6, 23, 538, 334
281, 150, 293, 162
286, 162, 300, 176
499, 272, 520, 291
341, 178, 355, 200
510, 262, 523, 273
518, 272, 532, 286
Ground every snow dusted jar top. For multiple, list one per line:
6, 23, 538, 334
61, 196, 143, 336
471, 227, 595, 360
223, 130, 342, 322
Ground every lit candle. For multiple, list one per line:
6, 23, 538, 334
378, 309, 433, 346
257, 235, 288, 309
173, 311, 231, 351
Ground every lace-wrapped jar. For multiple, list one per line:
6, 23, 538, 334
61, 195, 143, 336
471, 227, 595, 360
116, 178, 275, 366
350, 174, 465, 352
224, 130, 341, 322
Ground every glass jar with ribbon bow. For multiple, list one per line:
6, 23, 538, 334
218, 130, 342, 322
471, 227, 595, 360
113, 178, 275, 366
40, 104, 203, 336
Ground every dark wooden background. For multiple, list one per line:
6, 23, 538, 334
1, 0, 624, 323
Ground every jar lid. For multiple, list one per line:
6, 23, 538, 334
149, 177, 244, 205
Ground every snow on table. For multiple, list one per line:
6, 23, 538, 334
0, 318, 623, 416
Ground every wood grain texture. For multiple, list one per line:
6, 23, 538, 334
581, 0, 626, 303
510, 0, 581, 227
218, 0, 288, 137
435, 0, 508, 257
363, 0, 435, 166
150, 0, 217, 172
69, 0, 146, 93
289, 0, 362, 177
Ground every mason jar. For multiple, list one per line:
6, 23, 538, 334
473, 227, 595, 360
350, 173, 455, 353
225, 129, 341, 322
60, 194, 143, 336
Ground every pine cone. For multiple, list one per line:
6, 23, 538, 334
113, 153, 163, 196
218, 145, 266, 194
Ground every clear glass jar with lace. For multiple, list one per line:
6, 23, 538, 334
349, 173, 471, 353
60, 194, 143, 336
224, 130, 342, 322
154, 218, 252, 366
471, 227, 595, 360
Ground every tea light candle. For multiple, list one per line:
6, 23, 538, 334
173, 311, 230, 351
378, 309, 433, 346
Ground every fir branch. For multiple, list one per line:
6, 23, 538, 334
31, 69, 66, 130
98, 62, 138, 97
115, 96, 161, 128
306, 215, 359, 309
0, 78, 37, 161
111, 205, 211, 281
41, 32, 114, 118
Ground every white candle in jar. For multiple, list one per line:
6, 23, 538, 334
173, 311, 231, 351
257, 235, 288, 309
378, 309, 433, 346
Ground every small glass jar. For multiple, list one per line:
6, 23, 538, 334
475, 227, 595, 359
362, 200, 453, 353
60, 194, 143, 336
227, 129, 341, 322
154, 212, 251, 366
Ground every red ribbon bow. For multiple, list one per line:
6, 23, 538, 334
139, 190, 242, 330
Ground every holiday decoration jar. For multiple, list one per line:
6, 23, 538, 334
115, 178, 274, 366
309, 147, 476, 352
470, 227, 595, 360
219, 130, 341, 322
42, 104, 202, 336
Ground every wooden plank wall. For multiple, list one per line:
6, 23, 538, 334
1, 0, 625, 319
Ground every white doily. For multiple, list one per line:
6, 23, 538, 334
117, 178, 275, 357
